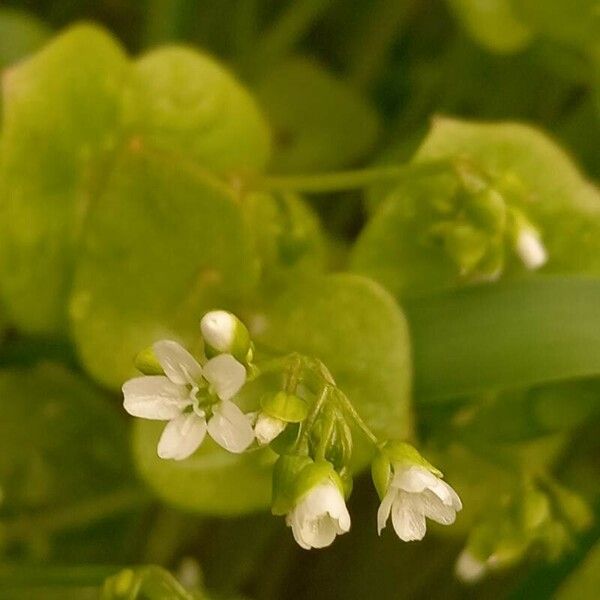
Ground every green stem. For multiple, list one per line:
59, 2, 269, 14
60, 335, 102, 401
347, 0, 415, 89
1, 488, 150, 542
258, 160, 449, 194
294, 385, 331, 452
316, 409, 337, 461
335, 390, 380, 447
251, 0, 334, 72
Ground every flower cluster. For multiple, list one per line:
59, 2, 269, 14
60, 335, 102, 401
122, 310, 462, 550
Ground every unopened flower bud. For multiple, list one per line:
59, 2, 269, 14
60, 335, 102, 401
200, 310, 252, 362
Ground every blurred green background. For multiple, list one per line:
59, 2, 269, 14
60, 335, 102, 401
0, 1, 599, 599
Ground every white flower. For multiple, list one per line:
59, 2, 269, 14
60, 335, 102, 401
254, 413, 286, 446
377, 465, 462, 541
516, 228, 547, 270
286, 481, 351, 550
455, 549, 488, 583
122, 340, 254, 460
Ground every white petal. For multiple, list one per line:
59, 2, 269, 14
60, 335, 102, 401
392, 465, 440, 494
287, 512, 311, 550
391, 492, 427, 541
516, 229, 547, 270
122, 376, 191, 420
202, 354, 246, 401
157, 412, 207, 460
254, 413, 286, 445
300, 515, 338, 549
207, 400, 254, 453
200, 310, 236, 352
377, 489, 396, 535
418, 490, 457, 525
435, 480, 462, 511
153, 340, 203, 385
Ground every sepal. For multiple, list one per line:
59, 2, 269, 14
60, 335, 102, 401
271, 454, 312, 516
261, 391, 308, 423
383, 441, 443, 478
371, 452, 391, 500
134, 346, 164, 375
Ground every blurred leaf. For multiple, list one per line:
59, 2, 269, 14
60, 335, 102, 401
0, 363, 142, 562
353, 118, 600, 298
514, 0, 600, 52
133, 422, 275, 515
123, 46, 271, 173
447, 0, 532, 54
254, 273, 412, 466
242, 190, 326, 285
406, 276, 600, 400
556, 539, 600, 599
255, 57, 380, 172
0, 9, 50, 70
69, 146, 258, 389
0, 24, 128, 334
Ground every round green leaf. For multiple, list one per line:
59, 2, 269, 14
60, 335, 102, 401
0, 23, 129, 334
123, 46, 271, 173
253, 273, 412, 467
69, 146, 258, 389
447, 0, 533, 54
132, 421, 275, 515
353, 118, 600, 298
255, 57, 380, 172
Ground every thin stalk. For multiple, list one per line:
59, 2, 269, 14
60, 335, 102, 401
1, 488, 150, 542
335, 390, 380, 447
258, 160, 450, 194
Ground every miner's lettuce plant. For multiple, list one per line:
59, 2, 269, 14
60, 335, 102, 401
1, 4, 600, 598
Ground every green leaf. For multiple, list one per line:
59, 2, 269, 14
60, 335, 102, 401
406, 276, 600, 400
0, 9, 50, 70
255, 57, 380, 172
352, 118, 600, 298
242, 190, 325, 284
0, 363, 139, 563
254, 273, 412, 466
447, 0, 533, 54
513, 0, 600, 51
69, 146, 258, 389
123, 46, 271, 173
132, 421, 275, 515
556, 540, 600, 599
0, 24, 129, 334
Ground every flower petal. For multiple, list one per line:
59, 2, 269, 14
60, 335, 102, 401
207, 399, 254, 453
419, 490, 457, 525
391, 492, 427, 541
377, 488, 396, 535
153, 340, 203, 385
157, 412, 207, 460
392, 465, 440, 494
122, 376, 191, 420
202, 354, 246, 401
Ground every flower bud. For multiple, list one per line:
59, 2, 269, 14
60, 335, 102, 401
200, 310, 252, 362
254, 412, 287, 446
261, 391, 308, 423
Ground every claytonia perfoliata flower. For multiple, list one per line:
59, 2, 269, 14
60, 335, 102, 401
272, 457, 351, 550
372, 443, 462, 542
122, 340, 254, 460
287, 480, 351, 549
